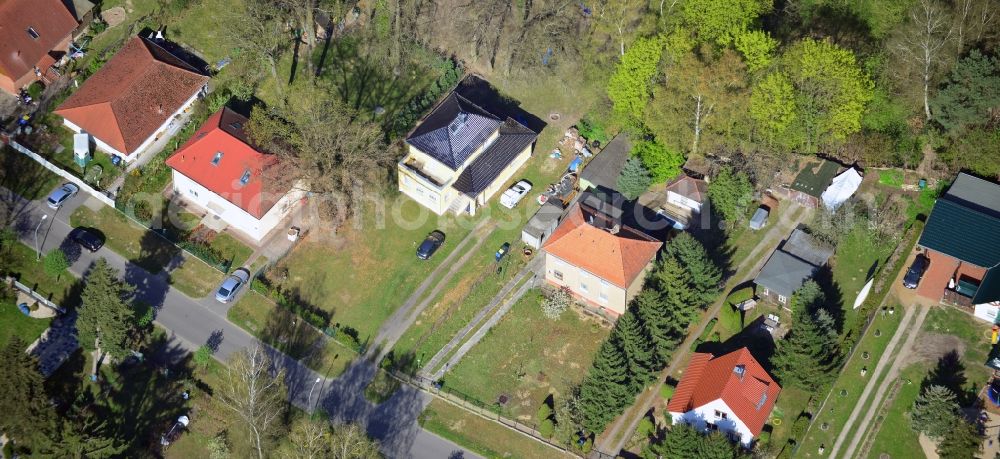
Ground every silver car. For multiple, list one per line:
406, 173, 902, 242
46, 183, 79, 209
215, 268, 251, 303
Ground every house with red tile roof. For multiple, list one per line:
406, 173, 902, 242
542, 194, 662, 317
165, 107, 304, 243
667, 347, 781, 446
55, 36, 208, 162
0, 0, 78, 95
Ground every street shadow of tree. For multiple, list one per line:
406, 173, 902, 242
0, 150, 59, 214
132, 229, 183, 275
921, 350, 972, 405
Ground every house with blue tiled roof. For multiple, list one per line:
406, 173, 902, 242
397, 90, 537, 215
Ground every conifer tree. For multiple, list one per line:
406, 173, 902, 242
613, 311, 657, 390
911, 385, 961, 440
655, 423, 702, 459
78, 258, 136, 361
654, 257, 699, 325
579, 339, 632, 432
937, 418, 983, 459
665, 233, 722, 304
634, 289, 682, 364
0, 337, 57, 450
771, 286, 840, 390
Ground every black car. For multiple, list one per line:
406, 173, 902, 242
70, 227, 104, 252
903, 254, 929, 289
417, 230, 445, 260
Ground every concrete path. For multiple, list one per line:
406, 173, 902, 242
1, 185, 481, 459
420, 255, 543, 379
594, 203, 812, 457
833, 304, 931, 459
369, 218, 496, 360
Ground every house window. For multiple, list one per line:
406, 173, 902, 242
599, 291, 608, 303
777, 294, 787, 304
239, 169, 251, 186
553, 270, 564, 281
714, 410, 728, 420
26, 27, 39, 39
189, 189, 199, 198
580, 281, 589, 293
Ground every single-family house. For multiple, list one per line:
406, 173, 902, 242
0, 0, 78, 95
914, 173, 1000, 322
754, 229, 834, 306
667, 347, 781, 447
55, 36, 208, 162
397, 91, 537, 215
578, 135, 629, 192
165, 107, 304, 243
542, 194, 662, 317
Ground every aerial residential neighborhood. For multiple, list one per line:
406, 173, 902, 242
1, 1, 1000, 459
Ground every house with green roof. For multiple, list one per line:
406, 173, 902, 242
786, 159, 841, 208
915, 173, 1000, 322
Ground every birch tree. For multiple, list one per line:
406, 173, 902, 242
893, 0, 953, 121
218, 344, 288, 459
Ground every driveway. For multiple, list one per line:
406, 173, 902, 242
2, 185, 481, 459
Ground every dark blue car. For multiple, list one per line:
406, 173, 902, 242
417, 230, 445, 260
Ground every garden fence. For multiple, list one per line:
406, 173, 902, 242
4, 139, 116, 207
388, 369, 618, 459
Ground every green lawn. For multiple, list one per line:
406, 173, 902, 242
828, 225, 895, 333
265, 198, 477, 342
795, 302, 905, 456
878, 169, 905, 188
227, 291, 359, 379
70, 206, 223, 297
167, 0, 242, 62
864, 306, 992, 458
4, 241, 81, 306
443, 290, 611, 422
419, 398, 575, 459
0, 300, 53, 348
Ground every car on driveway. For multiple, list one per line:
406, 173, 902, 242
46, 183, 79, 209
499, 180, 532, 209
215, 268, 251, 303
417, 230, 445, 260
902, 254, 929, 289
70, 227, 104, 252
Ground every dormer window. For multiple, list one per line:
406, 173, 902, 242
239, 169, 251, 186
449, 112, 468, 135
733, 364, 745, 380
211, 151, 223, 166
26, 27, 39, 39
229, 122, 242, 130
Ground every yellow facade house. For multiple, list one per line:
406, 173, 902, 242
397, 92, 537, 215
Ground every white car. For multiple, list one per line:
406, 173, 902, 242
499, 180, 532, 209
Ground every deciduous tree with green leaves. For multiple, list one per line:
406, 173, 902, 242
78, 258, 136, 361
633, 139, 684, 183
43, 248, 69, 279
734, 30, 778, 72
607, 35, 667, 124
680, 0, 772, 46
707, 167, 753, 224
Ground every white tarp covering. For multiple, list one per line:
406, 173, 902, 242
821, 168, 863, 209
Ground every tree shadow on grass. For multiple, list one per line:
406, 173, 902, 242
921, 350, 972, 405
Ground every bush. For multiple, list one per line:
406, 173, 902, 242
537, 403, 553, 422
696, 318, 718, 343
539, 418, 555, 438
27, 81, 44, 99
43, 249, 69, 278
542, 287, 571, 319
177, 240, 230, 273
194, 345, 212, 367
637, 416, 655, 438
726, 287, 753, 306
581, 436, 593, 453
577, 117, 609, 145
660, 383, 675, 400
790, 412, 811, 440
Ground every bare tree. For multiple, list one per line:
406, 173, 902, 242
894, 0, 953, 121
217, 344, 288, 459
279, 417, 330, 459
596, 0, 638, 56
222, 0, 293, 100
328, 423, 381, 459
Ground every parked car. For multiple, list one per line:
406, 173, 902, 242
499, 180, 533, 209
215, 268, 251, 303
70, 227, 104, 252
417, 230, 445, 260
902, 254, 930, 289
46, 183, 79, 209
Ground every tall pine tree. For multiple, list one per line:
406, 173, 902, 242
579, 338, 632, 432
78, 258, 136, 361
613, 311, 657, 391
634, 289, 682, 364
654, 257, 699, 326
665, 233, 722, 305
771, 285, 840, 390
0, 337, 57, 451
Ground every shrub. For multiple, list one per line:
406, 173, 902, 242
537, 403, 553, 423
43, 249, 69, 278
726, 287, 753, 306
581, 436, 593, 453
577, 117, 609, 145
194, 345, 212, 367
539, 418, 555, 438
542, 287, 572, 319
388, 56, 462, 138
790, 412, 811, 440
696, 318, 718, 343
660, 383, 675, 400
27, 81, 45, 99
637, 416, 655, 438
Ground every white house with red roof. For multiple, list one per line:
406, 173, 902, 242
666, 347, 781, 446
165, 107, 304, 243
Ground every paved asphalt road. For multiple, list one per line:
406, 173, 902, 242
2, 187, 481, 459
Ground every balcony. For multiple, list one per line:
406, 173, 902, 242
400, 157, 447, 189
